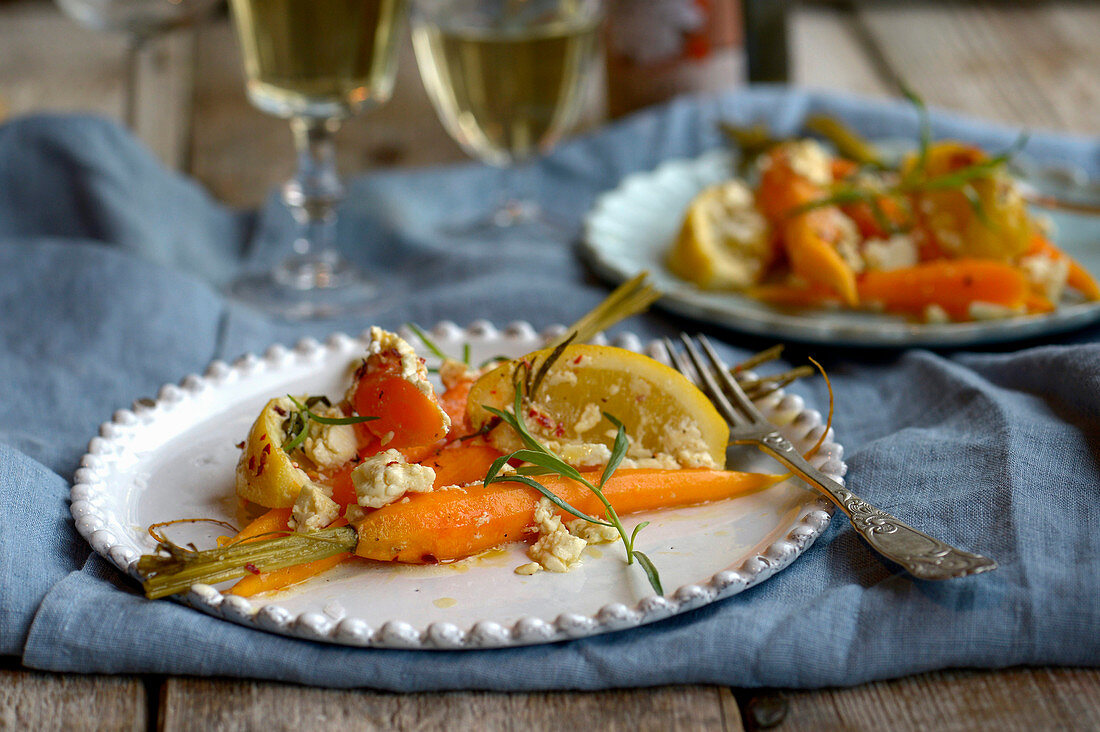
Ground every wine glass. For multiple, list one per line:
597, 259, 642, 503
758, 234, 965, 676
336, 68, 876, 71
226, 0, 406, 319
55, 0, 221, 128
410, 0, 604, 234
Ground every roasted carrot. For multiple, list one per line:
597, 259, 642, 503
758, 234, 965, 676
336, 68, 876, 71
419, 443, 506, 490
858, 259, 1029, 320
784, 210, 860, 306
756, 147, 860, 305
353, 469, 783, 563
217, 507, 292, 547
439, 380, 474, 437
351, 350, 449, 449
229, 518, 353, 596
841, 196, 908, 240
746, 282, 840, 309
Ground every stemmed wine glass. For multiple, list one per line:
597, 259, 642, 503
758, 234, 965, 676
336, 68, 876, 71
227, 0, 406, 318
410, 0, 604, 235
55, 0, 221, 129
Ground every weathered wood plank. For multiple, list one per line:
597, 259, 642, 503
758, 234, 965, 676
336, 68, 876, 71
742, 667, 1100, 731
790, 2, 893, 99
0, 668, 147, 731
160, 679, 742, 732
129, 26, 199, 172
856, 0, 1098, 134
0, 0, 127, 122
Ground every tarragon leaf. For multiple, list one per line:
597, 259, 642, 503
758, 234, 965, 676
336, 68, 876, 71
633, 550, 664, 596
601, 413, 630, 489
488, 474, 611, 526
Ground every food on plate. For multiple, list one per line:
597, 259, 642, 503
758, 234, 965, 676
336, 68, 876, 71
669, 128, 1100, 322
139, 326, 797, 600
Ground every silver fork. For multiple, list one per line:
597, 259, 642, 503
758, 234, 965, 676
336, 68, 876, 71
664, 334, 998, 581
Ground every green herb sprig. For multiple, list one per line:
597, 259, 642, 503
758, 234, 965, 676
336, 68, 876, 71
481, 384, 663, 595
283, 395, 378, 453
405, 322, 472, 373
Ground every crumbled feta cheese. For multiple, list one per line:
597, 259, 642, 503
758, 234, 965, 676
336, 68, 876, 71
863, 234, 919, 272
351, 448, 436, 508
1019, 254, 1070, 303
301, 404, 358, 469
573, 403, 604, 434
659, 417, 720, 469
439, 358, 476, 390
832, 212, 865, 274
968, 301, 1023, 321
515, 502, 625, 575
567, 519, 620, 545
785, 140, 833, 187
524, 498, 588, 573
923, 304, 951, 324
288, 484, 340, 532
544, 369, 578, 387
344, 504, 367, 524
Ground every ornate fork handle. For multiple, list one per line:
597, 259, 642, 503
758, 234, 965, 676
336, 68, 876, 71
753, 432, 998, 580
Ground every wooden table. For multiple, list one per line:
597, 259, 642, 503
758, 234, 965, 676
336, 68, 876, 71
3, 1, 1099, 728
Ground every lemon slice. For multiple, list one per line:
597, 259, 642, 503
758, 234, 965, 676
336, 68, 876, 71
466, 344, 728, 469
666, 180, 773, 290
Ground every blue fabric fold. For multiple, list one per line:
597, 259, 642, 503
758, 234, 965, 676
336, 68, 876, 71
1, 87, 1098, 688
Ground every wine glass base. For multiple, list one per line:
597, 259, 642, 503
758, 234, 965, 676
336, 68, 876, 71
228, 258, 387, 320
442, 199, 569, 239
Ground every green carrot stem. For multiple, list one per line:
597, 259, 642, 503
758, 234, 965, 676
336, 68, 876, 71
137, 526, 358, 599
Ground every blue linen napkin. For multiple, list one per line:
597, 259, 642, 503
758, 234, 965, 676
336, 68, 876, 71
1, 87, 1098, 688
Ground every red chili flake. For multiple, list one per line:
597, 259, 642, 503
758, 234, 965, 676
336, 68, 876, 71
244, 563, 260, 575
262, 444, 271, 455
235, 441, 245, 450
273, 405, 287, 416
573, 355, 582, 364
386, 461, 399, 467
248, 456, 256, 472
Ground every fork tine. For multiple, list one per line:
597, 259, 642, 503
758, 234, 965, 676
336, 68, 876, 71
675, 335, 752, 428
696, 335, 768, 423
662, 338, 741, 427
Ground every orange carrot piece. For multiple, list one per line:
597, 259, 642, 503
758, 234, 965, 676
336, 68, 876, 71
747, 282, 839, 309
1025, 292, 1056, 314
858, 259, 1029, 320
841, 196, 908, 240
439, 380, 474, 437
756, 150, 823, 224
351, 350, 449, 449
784, 210, 860, 306
217, 507, 292, 547
353, 469, 783, 563
419, 443, 506, 490
228, 515, 353, 596
228, 552, 352, 597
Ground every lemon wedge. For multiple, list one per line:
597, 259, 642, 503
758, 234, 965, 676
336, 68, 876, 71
667, 180, 774, 290
466, 344, 728, 469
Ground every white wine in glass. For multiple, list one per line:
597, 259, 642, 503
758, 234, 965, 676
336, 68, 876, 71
228, 0, 405, 318
411, 0, 603, 230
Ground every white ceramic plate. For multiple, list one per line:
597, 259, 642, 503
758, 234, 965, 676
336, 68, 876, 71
70, 322, 841, 649
582, 150, 1100, 347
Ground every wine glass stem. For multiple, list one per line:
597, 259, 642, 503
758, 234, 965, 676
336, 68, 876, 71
279, 116, 346, 287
